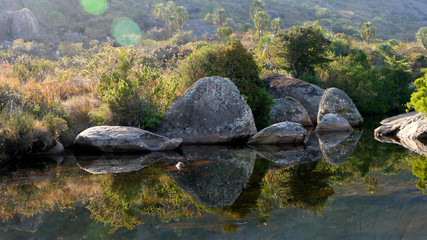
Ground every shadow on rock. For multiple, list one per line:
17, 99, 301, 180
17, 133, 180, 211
76, 152, 183, 174
167, 146, 256, 208
318, 130, 363, 165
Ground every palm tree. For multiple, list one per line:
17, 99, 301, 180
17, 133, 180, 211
271, 17, 283, 35
260, 34, 274, 59
214, 8, 227, 27
173, 6, 189, 31
154, 3, 166, 22
250, 0, 266, 19
360, 22, 376, 45
254, 11, 270, 38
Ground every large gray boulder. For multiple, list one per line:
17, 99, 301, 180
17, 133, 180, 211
155, 77, 257, 144
248, 122, 307, 145
74, 126, 182, 152
316, 114, 353, 132
317, 88, 363, 127
270, 97, 313, 126
262, 73, 325, 123
0, 9, 40, 41
375, 112, 427, 141
167, 146, 256, 207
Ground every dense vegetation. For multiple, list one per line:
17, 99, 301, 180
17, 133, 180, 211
0, 0, 426, 161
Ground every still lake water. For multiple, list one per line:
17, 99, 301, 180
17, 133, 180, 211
0, 122, 426, 240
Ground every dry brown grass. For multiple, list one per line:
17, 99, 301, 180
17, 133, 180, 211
62, 94, 103, 134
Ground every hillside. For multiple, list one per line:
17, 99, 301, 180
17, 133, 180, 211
0, 0, 426, 42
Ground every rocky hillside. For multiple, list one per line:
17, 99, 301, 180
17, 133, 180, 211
0, 0, 425, 41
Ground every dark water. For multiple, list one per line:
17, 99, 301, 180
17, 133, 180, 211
0, 124, 426, 240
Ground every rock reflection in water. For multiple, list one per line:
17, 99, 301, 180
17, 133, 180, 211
251, 130, 322, 166
375, 135, 427, 156
168, 146, 256, 208
318, 130, 363, 165
0, 213, 45, 233
76, 152, 183, 174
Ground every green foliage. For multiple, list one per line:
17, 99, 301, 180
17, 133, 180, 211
250, 0, 266, 20
216, 26, 234, 43
12, 55, 56, 82
273, 22, 331, 78
360, 22, 376, 44
154, 2, 188, 31
98, 53, 163, 129
253, 11, 270, 38
42, 114, 68, 140
175, 40, 274, 129
315, 8, 331, 19
214, 8, 228, 27
416, 27, 427, 49
408, 69, 427, 115
271, 17, 283, 35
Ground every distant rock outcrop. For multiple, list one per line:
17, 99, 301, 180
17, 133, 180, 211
270, 97, 313, 126
262, 73, 325, 123
248, 122, 307, 145
317, 88, 363, 127
156, 77, 257, 144
74, 126, 183, 152
0, 8, 40, 41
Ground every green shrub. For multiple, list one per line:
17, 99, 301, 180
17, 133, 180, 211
12, 55, 56, 82
408, 69, 427, 115
175, 40, 274, 129
98, 53, 163, 129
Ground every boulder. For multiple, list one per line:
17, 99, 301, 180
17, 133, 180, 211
167, 145, 256, 207
2, 9, 40, 41
74, 126, 182, 152
262, 73, 325, 123
182, 19, 217, 38
270, 97, 313, 126
375, 112, 427, 140
316, 114, 353, 132
248, 122, 307, 145
317, 88, 363, 126
318, 130, 363, 165
155, 77, 257, 144
33, 142, 65, 156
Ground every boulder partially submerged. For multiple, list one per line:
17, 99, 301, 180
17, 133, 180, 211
316, 114, 353, 132
317, 88, 363, 127
248, 122, 307, 145
155, 76, 257, 144
270, 97, 313, 126
262, 73, 325, 123
375, 112, 427, 140
74, 126, 182, 153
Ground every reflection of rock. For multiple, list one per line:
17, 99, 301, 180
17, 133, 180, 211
74, 126, 182, 153
0, 213, 44, 233
76, 152, 182, 174
248, 122, 307, 145
168, 146, 256, 207
318, 130, 362, 165
252, 145, 320, 165
156, 77, 257, 144
375, 135, 427, 156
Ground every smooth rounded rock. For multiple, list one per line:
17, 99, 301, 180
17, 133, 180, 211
248, 122, 307, 145
74, 126, 182, 153
1, 9, 40, 41
262, 73, 325, 123
316, 114, 353, 132
317, 88, 363, 127
270, 97, 313, 126
155, 77, 257, 144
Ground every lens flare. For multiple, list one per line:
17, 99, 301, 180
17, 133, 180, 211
79, 0, 107, 15
112, 18, 142, 46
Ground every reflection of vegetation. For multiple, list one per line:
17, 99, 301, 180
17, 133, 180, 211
405, 155, 427, 194
257, 161, 335, 222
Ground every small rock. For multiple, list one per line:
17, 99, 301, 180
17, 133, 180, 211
316, 114, 353, 132
248, 122, 307, 145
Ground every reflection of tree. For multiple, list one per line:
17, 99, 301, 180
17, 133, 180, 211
257, 161, 334, 221
405, 155, 427, 194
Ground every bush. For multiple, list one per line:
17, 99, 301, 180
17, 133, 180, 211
98, 54, 163, 129
175, 40, 274, 129
408, 69, 427, 115
62, 95, 103, 134
12, 55, 56, 82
